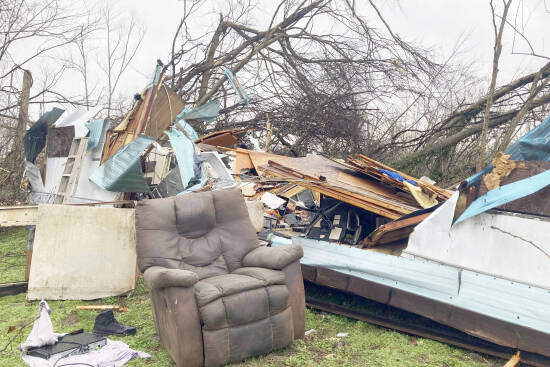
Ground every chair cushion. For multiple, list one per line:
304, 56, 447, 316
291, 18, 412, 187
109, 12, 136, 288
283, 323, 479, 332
194, 274, 264, 307
231, 267, 286, 285
194, 273, 289, 331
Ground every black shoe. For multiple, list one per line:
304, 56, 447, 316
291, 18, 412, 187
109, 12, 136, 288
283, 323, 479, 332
92, 310, 136, 337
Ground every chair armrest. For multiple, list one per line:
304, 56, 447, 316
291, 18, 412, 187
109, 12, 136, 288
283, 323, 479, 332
242, 244, 303, 270
143, 266, 199, 290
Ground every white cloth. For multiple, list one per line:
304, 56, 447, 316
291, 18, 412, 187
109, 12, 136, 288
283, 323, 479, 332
22, 340, 151, 367
20, 301, 150, 367
19, 301, 63, 353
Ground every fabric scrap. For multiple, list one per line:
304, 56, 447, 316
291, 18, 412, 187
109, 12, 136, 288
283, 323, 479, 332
19, 301, 62, 354
22, 339, 150, 367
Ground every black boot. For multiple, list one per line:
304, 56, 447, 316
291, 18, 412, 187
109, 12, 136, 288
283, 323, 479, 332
92, 310, 136, 337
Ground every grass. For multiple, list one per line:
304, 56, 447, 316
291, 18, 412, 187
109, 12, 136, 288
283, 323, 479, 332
0, 228, 27, 283
0, 229, 502, 366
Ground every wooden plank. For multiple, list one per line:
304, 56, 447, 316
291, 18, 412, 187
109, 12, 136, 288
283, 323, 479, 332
363, 213, 431, 248
351, 155, 453, 200
261, 166, 404, 219
76, 305, 122, 311
0, 282, 28, 297
262, 163, 417, 216
25, 249, 32, 281
503, 351, 521, 367
0, 206, 38, 227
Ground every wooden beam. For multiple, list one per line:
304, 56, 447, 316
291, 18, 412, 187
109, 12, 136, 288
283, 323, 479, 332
503, 351, 521, 367
0, 205, 38, 227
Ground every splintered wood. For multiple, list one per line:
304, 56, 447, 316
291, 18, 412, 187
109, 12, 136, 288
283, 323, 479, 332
230, 148, 452, 220
347, 154, 452, 202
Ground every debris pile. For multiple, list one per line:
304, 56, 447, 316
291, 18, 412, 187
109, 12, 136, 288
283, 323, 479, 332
3, 61, 550, 366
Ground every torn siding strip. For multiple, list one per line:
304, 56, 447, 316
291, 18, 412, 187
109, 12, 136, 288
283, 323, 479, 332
166, 128, 195, 188
86, 119, 107, 150
89, 134, 154, 193
177, 99, 221, 123
455, 168, 550, 224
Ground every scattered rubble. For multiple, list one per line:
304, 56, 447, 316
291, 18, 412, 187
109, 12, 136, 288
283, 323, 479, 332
2, 61, 550, 366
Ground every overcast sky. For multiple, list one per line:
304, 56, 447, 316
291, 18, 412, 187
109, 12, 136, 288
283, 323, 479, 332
97, 0, 549, 97
17, 0, 550, 117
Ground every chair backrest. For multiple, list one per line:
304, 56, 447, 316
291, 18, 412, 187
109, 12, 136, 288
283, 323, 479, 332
135, 189, 259, 279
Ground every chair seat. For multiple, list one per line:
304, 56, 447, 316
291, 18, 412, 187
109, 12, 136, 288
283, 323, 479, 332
194, 270, 289, 331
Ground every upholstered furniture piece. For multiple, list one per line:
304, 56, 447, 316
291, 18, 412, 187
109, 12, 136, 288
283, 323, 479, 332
135, 189, 305, 367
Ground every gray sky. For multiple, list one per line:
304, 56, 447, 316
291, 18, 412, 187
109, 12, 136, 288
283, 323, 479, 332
17, 0, 550, 116
109, 0, 550, 95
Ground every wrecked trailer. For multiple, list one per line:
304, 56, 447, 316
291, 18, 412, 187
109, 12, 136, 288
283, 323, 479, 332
249, 116, 550, 366
6, 56, 550, 366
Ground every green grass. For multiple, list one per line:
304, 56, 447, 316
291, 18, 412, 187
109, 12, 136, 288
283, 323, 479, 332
0, 228, 27, 283
0, 230, 501, 366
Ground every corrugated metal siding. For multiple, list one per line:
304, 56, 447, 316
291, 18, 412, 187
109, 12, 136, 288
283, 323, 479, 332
272, 236, 550, 335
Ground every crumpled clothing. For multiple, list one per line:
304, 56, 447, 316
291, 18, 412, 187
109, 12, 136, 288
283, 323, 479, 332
19, 301, 63, 354
20, 301, 150, 367
22, 339, 151, 367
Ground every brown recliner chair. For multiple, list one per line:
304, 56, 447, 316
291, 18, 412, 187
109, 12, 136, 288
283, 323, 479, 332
135, 189, 305, 367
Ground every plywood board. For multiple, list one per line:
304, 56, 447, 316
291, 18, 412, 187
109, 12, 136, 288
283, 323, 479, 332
145, 85, 185, 140
27, 205, 136, 300
235, 149, 254, 173
46, 126, 75, 157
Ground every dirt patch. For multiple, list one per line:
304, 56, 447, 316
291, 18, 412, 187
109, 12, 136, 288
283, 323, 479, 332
61, 311, 78, 327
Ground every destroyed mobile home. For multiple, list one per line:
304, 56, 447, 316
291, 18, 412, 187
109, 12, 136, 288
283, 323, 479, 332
2, 63, 550, 366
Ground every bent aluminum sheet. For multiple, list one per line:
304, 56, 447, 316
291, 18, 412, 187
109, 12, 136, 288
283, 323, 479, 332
271, 236, 550, 355
90, 134, 154, 193
407, 192, 550, 289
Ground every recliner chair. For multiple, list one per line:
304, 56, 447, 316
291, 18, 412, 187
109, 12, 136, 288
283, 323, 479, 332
135, 189, 305, 367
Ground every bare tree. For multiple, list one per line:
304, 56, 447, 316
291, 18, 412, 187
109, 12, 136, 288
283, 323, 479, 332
0, 0, 95, 201
476, 0, 512, 171
99, 6, 145, 118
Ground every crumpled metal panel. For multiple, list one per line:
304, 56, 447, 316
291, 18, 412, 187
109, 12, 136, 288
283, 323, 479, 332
271, 236, 550, 340
23, 107, 65, 163
85, 119, 107, 150
166, 128, 196, 188
407, 191, 550, 289
177, 99, 220, 123
89, 135, 153, 193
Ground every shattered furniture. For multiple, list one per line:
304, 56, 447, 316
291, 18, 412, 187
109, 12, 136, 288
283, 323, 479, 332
136, 189, 305, 367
